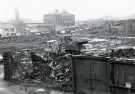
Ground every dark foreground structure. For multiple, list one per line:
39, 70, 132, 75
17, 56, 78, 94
3, 50, 135, 94
72, 55, 135, 94
72, 55, 109, 94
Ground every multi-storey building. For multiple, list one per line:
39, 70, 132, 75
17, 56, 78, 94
43, 10, 75, 26
0, 23, 16, 37
111, 19, 135, 34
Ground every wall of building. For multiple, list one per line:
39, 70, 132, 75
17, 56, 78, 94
43, 11, 75, 26
0, 23, 16, 37
114, 19, 135, 33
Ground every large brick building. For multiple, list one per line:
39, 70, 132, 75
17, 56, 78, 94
43, 10, 75, 26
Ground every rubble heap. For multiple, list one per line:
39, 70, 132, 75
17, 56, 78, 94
110, 47, 135, 58
3, 51, 73, 91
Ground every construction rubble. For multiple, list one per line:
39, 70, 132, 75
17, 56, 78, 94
3, 50, 73, 92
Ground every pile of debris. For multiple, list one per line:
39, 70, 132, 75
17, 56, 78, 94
110, 47, 135, 58
4, 51, 73, 91
48, 55, 72, 91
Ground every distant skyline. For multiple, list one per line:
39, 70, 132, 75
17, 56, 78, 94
0, 0, 135, 21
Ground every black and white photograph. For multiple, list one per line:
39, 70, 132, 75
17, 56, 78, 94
0, 0, 135, 94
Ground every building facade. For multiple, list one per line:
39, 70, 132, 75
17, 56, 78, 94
111, 19, 135, 35
43, 10, 75, 26
0, 23, 16, 37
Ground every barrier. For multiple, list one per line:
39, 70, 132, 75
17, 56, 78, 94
110, 59, 135, 94
71, 55, 110, 94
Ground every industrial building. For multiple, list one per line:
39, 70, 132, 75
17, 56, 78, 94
43, 10, 75, 26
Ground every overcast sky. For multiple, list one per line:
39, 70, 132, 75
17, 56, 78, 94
0, 0, 135, 21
